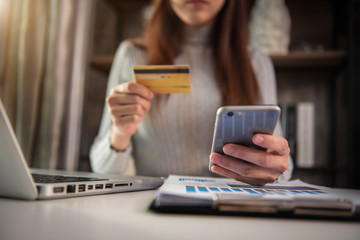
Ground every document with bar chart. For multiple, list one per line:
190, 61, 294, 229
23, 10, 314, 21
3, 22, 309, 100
151, 175, 360, 219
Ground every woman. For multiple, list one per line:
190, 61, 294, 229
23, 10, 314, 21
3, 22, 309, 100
90, 0, 293, 185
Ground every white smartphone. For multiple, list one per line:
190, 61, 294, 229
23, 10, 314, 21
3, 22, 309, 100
209, 105, 281, 171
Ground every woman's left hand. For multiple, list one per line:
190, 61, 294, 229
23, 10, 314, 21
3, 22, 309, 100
209, 133, 290, 186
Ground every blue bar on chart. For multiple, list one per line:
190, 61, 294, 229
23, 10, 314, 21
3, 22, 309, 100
305, 191, 319, 194
231, 188, 243, 192
244, 189, 259, 194
197, 187, 209, 192
220, 188, 232, 192
209, 187, 220, 192
186, 186, 196, 193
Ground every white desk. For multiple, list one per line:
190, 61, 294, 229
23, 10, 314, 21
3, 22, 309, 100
1, 190, 359, 240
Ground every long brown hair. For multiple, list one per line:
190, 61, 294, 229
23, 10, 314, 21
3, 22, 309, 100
143, 0, 259, 105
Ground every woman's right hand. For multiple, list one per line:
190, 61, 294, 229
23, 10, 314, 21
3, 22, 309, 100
107, 82, 154, 151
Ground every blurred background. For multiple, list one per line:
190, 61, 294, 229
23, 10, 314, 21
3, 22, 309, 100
0, 0, 359, 188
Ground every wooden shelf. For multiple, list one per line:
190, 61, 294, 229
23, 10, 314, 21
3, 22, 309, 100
106, 0, 150, 12
90, 55, 114, 73
270, 50, 347, 69
294, 166, 348, 172
90, 50, 347, 73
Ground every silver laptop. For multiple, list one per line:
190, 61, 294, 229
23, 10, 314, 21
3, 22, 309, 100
0, 99, 164, 200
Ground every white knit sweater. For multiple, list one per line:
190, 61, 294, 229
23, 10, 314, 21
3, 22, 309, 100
90, 26, 293, 181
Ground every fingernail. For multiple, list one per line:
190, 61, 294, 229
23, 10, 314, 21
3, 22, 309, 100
254, 135, 264, 144
223, 144, 235, 154
210, 154, 220, 164
211, 165, 218, 173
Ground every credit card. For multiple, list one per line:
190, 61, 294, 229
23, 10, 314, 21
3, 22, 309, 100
133, 65, 191, 93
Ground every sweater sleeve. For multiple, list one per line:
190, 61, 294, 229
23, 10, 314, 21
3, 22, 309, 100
249, 48, 294, 181
89, 41, 140, 174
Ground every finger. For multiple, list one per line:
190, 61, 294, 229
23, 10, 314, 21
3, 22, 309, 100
210, 164, 269, 186
210, 153, 279, 183
112, 82, 153, 100
109, 104, 145, 118
222, 144, 288, 173
113, 115, 142, 127
253, 134, 290, 156
107, 94, 151, 112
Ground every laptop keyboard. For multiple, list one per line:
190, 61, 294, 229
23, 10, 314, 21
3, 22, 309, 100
32, 173, 108, 184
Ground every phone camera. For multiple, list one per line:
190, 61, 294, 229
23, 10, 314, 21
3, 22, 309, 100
227, 112, 234, 117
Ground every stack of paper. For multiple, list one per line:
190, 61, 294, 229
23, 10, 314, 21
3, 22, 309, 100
152, 175, 359, 218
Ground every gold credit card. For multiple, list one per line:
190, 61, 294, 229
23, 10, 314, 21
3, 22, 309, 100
133, 65, 191, 93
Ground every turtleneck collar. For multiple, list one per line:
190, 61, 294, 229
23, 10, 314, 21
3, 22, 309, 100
185, 25, 211, 45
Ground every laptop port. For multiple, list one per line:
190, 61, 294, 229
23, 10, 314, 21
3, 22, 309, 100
105, 183, 113, 189
53, 187, 64, 193
95, 184, 103, 190
88, 185, 93, 190
78, 184, 86, 192
114, 183, 128, 187
67, 185, 76, 193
